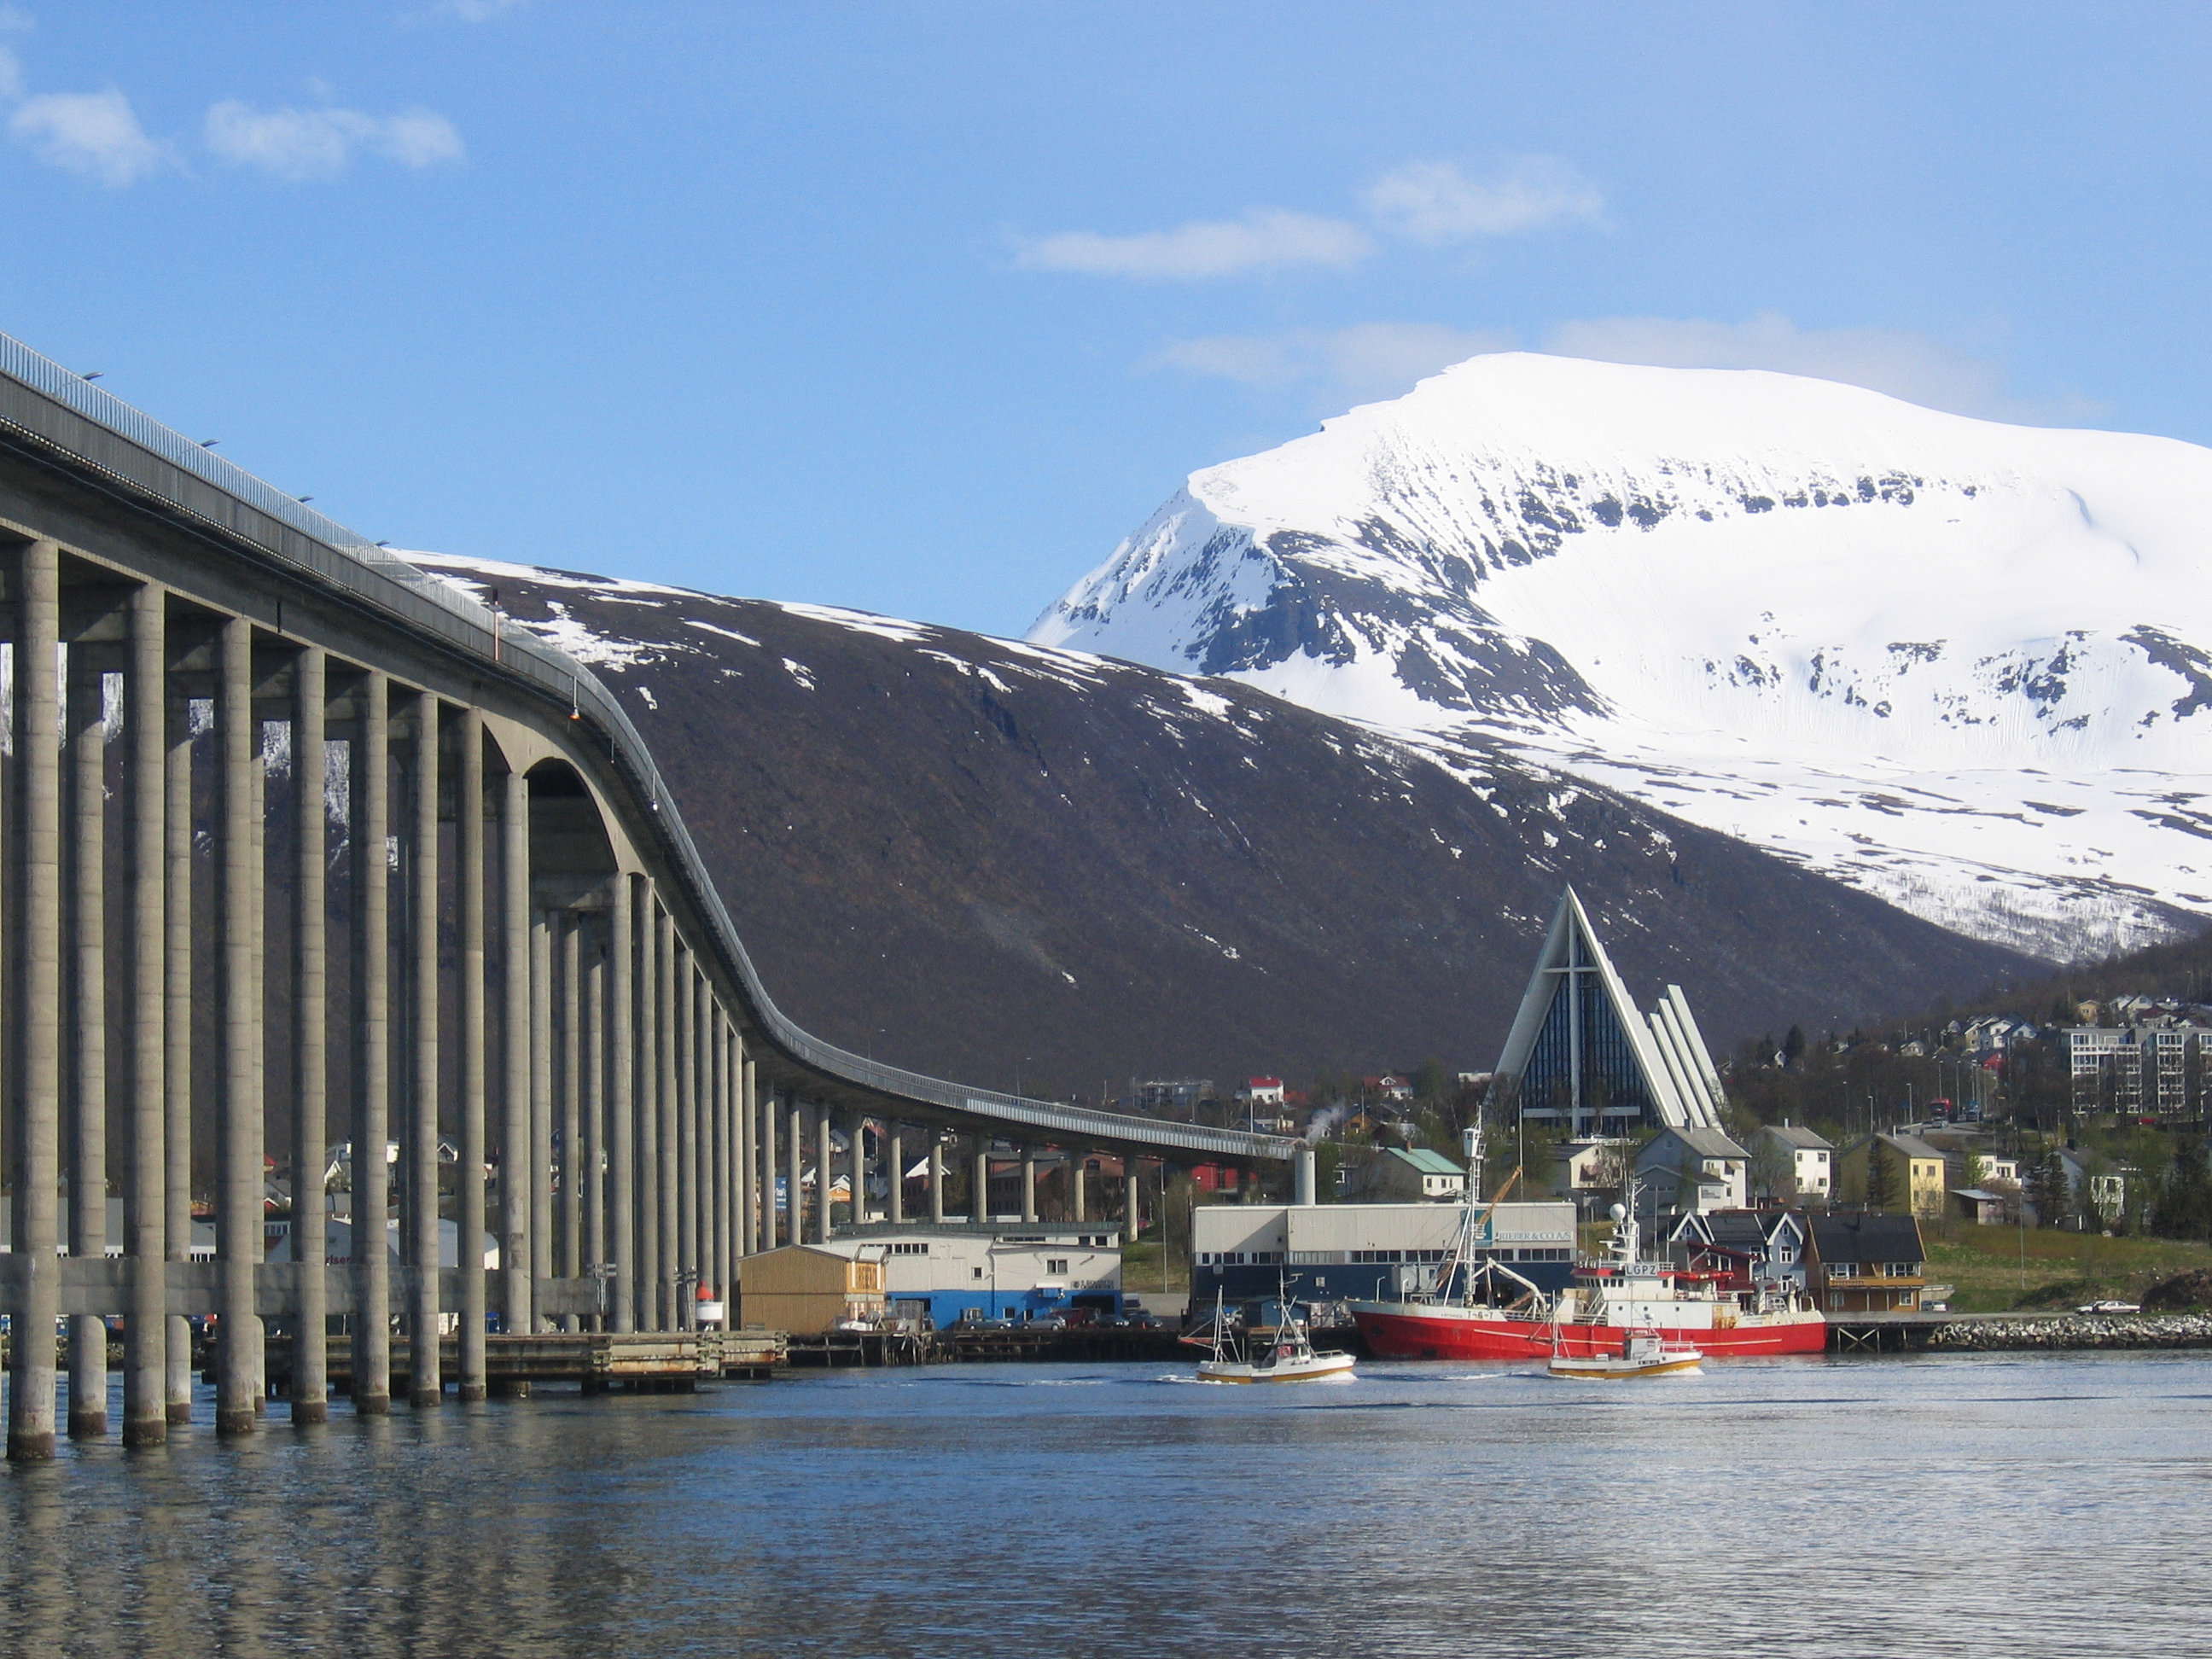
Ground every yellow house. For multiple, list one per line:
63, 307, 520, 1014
736, 1245, 886, 1335
1835, 1132, 1947, 1219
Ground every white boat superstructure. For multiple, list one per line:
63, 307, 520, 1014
1190, 1286, 1356, 1384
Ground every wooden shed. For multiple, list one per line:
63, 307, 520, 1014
736, 1246, 885, 1335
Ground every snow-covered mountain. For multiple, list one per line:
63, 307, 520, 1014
1032, 353, 2212, 959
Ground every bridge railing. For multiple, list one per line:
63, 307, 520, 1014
0, 330, 1295, 1165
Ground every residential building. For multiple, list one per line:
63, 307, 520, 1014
1133, 1079, 1216, 1115
1495, 887, 1731, 1138
1363, 1074, 1416, 1103
1637, 1126, 1750, 1216
1835, 1132, 1948, 1219
1235, 1077, 1286, 1108
1342, 1146, 1468, 1203
1948, 1188, 2008, 1225
1755, 1122, 1834, 1201
1190, 1200, 1579, 1311
1669, 1208, 1809, 1290
1548, 1138, 1633, 1200
2055, 1149, 2128, 1226
1803, 1213, 1928, 1313
2064, 1026, 2191, 1115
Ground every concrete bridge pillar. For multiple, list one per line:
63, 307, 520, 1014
291, 645, 329, 1424
557, 911, 582, 1330
163, 674, 195, 1425
655, 907, 678, 1330
218, 615, 265, 1434
758, 1079, 777, 1253
457, 706, 488, 1400
928, 1136, 946, 1225
1020, 1150, 1037, 1225
637, 891, 663, 1329
1071, 1155, 1086, 1224
582, 921, 607, 1329
608, 872, 636, 1333
676, 952, 699, 1326
784, 1094, 802, 1252
707, 998, 726, 1307
512, 782, 544, 1336
124, 584, 169, 1446
739, 1051, 758, 1257
1123, 1158, 1142, 1245
67, 642, 109, 1440
405, 689, 443, 1407
814, 1109, 833, 1245
971, 1143, 989, 1226
887, 1129, 905, 1225
845, 1109, 867, 1231
352, 670, 393, 1412
9, 539, 63, 1462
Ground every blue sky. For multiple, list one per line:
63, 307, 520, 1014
3, 2, 2209, 637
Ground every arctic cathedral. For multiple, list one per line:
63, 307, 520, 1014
1493, 888, 1728, 1137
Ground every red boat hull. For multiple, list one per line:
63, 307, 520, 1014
1350, 1304, 1828, 1361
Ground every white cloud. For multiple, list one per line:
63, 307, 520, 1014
9, 89, 168, 185
1544, 311, 2102, 424
0, 44, 20, 99
1016, 209, 1372, 279
203, 100, 463, 181
1149, 322, 1515, 404
1365, 157, 1604, 243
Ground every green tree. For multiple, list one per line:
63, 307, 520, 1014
1783, 1025, 1807, 1068
1862, 1139, 1897, 1212
2151, 1136, 2212, 1242
1412, 1057, 1448, 1102
2029, 1149, 2071, 1230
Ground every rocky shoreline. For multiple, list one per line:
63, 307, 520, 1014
1924, 1313, 2212, 1351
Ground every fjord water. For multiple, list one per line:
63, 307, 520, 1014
2, 1353, 2205, 1657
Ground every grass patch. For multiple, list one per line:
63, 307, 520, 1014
1121, 1237, 1188, 1301
1923, 1220, 2212, 1312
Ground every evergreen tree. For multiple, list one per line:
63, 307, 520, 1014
1784, 1025, 1807, 1068
2029, 1150, 2070, 1229
2152, 1136, 2212, 1243
1861, 1139, 1896, 1212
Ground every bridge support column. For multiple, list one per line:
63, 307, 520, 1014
637, 892, 662, 1330
125, 583, 168, 1447
1071, 1155, 1086, 1224
739, 1049, 757, 1257
352, 671, 393, 1413
164, 676, 195, 1425
1123, 1158, 1141, 1245
292, 646, 330, 1424
972, 1143, 989, 1226
888, 1130, 904, 1225
608, 873, 636, 1333
407, 689, 442, 1407
1020, 1150, 1037, 1225
757, 1080, 776, 1252
9, 538, 62, 1462
655, 909, 678, 1329
457, 707, 488, 1400
710, 1008, 730, 1304
676, 950, 697, 1326
509, 774, 541, 1336
786, 1097, 802, 1252
846, 1109, 867, 1231
67, 644, 109, 1440
815, 1109, 833, 1244
928, 1137, 945, 1225
217, 614, 264, 1435
583, 919, 607, 1329
559, 911, 583, 1330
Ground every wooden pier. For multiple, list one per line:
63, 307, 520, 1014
255, 1330, 790, 1396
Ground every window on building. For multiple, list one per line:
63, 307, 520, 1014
1046, 1259, 1068, 1275
1829, 1262, 1858, 1278
971, 1267, 983, 1281
1828, 1292, 1844, 1311
890, 1242, 929, 1255
1885, 1262, 1922, 1278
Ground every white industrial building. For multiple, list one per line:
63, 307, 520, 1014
806, 1222, 1125, 1327
1190, 1199, 1579, 1310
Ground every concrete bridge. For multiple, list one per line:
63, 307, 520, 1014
0, 331, 1301, 1458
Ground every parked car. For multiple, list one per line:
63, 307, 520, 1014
2077, 1299, 2140, 1314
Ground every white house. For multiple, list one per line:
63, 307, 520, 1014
1755, 1122, 1834, 1201
1637, 1127, 1750, 1215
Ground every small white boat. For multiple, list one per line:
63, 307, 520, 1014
1190, 1286, 1356, 1384
1548, 1327, 1703, 1381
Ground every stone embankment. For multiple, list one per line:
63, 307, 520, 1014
1924, 1313, 2212, 1351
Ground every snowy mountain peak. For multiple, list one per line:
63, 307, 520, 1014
1032, 352, 2212, 958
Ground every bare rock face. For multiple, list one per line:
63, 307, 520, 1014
411, 552, 2038, 1099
